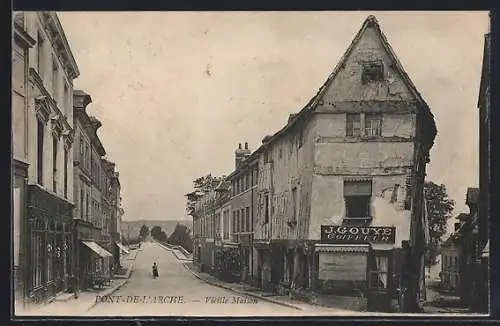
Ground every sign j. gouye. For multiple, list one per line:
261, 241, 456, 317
321, 225, 396, 244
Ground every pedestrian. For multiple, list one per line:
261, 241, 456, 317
152, 262, 159, 279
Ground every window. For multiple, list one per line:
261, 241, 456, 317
346, 113, 361, 137
344, 180, 372, 224
246, 173, 251, 189
37, 119, 44, 185
64, 148, 68, 198
37, 33, 44, 77
63, 83, 69, 114
80, 188, 84, 218
86, 192, 90, 221
264, 150, 270, 164
291, 187, 298, 221
246, 207, 250, 232
369, 255, 389, 289
52, 135, 58, 192
298, 129, 304, 148
232, 211, 236, 235
32, 233, 43, 288
362, 60, 384, 84
264, 194, 270, 224
52, 58, 59, 102
365, 113, 382, 137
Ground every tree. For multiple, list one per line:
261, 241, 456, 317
139, 225, 149, 239
424, 181, 455, 266
185, 174, 226, 216
167, 223, 193, 252
150, 226, 163, 241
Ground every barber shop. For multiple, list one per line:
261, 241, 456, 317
315, 225, 405, 312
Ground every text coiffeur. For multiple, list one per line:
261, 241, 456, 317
321, 225, 396, 244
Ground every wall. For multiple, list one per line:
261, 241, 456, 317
12, 38, 29, 162
309, 111, 415, 240
24, 12, 75, 204
254, 115, 316, 242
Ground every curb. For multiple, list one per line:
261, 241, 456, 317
180, 262, 303, 311
84, 279, 129, 312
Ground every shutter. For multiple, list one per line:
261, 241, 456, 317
344, 181, 372, 196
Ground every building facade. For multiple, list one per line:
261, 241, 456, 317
475, 29, 490, 313
72, 90, 113, 290
12, 13, 36, 309
228, 143, 259, 284
16, 12, 80, 306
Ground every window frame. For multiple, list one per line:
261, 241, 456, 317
346, 113, 362, 137
365, 113, 382, 137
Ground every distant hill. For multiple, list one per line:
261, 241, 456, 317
121, 219, 192, 240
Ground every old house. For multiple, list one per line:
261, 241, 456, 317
73, 90, 113, 291
252, 15, 436, 312
21, 12, 79, 306
227, 143, 259, 284
475, 28, 490, 313
439, 233, 460, 293
192, 189, 217, 274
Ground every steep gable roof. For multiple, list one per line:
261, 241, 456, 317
261, 15, 437, 152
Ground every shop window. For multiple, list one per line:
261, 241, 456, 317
365, 113, 382, 137
346, 113, 361, 137
32, 233, 43, 288
369, 255, 389, 289
343, 180, 372, 224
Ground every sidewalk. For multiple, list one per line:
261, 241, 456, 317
157, 242, 362, 313
17, 247, 140, 316
181, 261, 313, 311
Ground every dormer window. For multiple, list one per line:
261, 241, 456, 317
362, 60, 385, 84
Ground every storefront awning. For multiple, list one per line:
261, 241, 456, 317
315, 244, 370, 253
116, 242, 129, 254
82, 240, 113, 258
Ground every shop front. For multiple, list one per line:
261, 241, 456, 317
25, 184, 73, 305
317, 225, 399, 312
219, 241, 240, 282
74, 220, 113, 290
237, 233, 253, 283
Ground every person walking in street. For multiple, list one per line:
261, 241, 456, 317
152, 262, 159, 279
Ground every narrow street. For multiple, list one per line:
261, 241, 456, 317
85, 242, 355, 316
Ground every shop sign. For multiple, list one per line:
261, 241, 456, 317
318, 253, 367, 281
321, 225, 395, 244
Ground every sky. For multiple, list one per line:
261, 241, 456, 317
57, 11, 489, 231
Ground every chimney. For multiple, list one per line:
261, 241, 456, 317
235, 143, 244, 169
